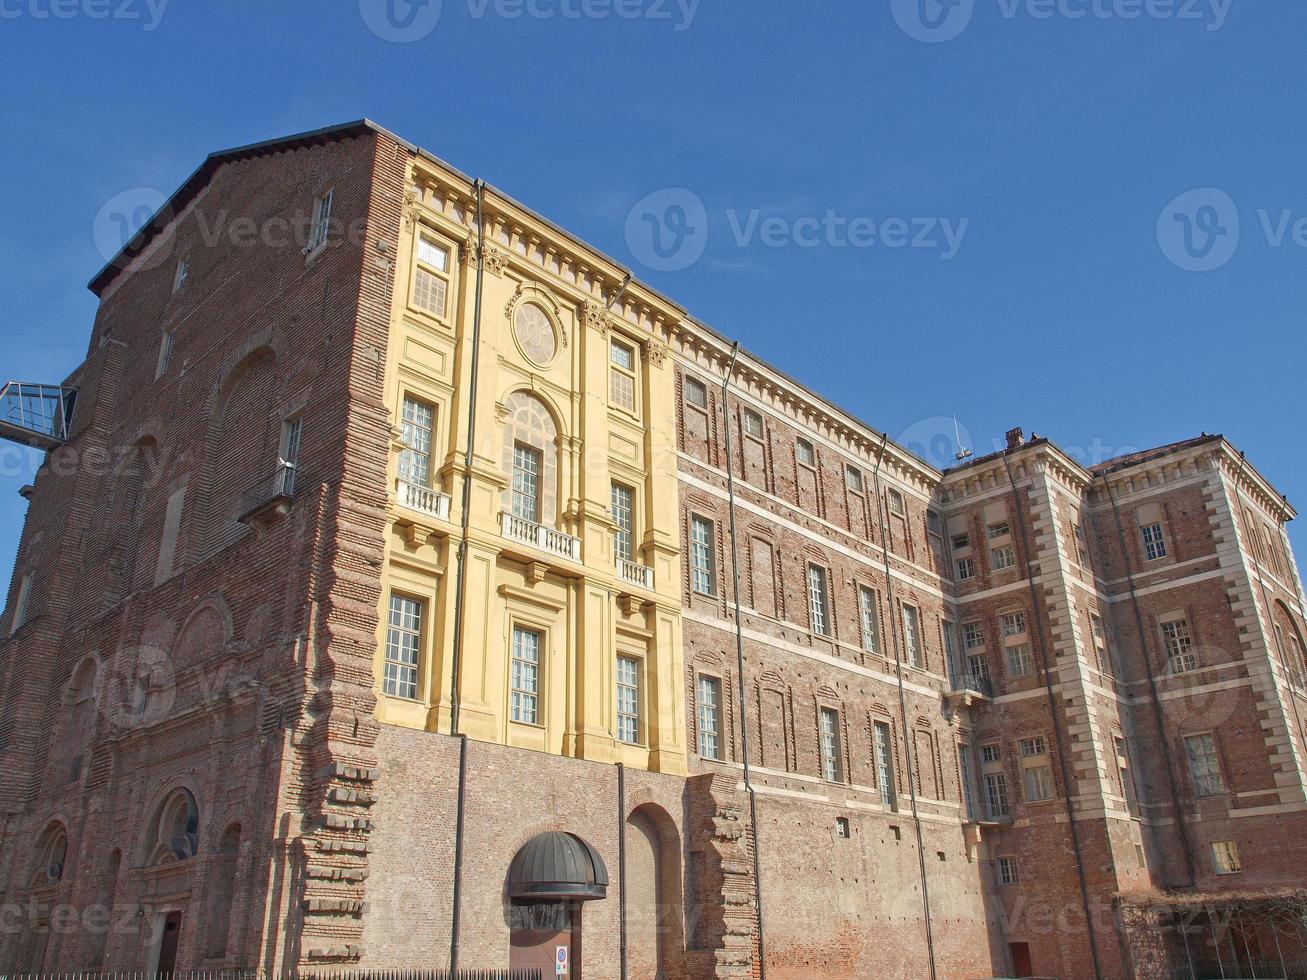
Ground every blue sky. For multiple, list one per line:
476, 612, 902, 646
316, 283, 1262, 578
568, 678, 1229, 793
1, 0, 1304, 588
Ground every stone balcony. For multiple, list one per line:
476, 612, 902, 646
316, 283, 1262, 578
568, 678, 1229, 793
395, 478, 451, 522
500, 511, 581, 562
617, 557, 655, 591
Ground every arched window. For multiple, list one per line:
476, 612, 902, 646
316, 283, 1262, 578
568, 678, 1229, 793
147, 788, 199, 865
205, 349, 277, 553
30, 822, 68, 887
501, 392, 560, 528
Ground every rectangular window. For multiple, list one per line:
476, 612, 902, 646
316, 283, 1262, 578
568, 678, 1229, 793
399, 397, 435, 487
998, 856, 1019, 885
279, 417, 302, 495
808, 564, 830, 636
1142, 521, 1167, 561
991, 545, 1017, 570
156, 328, 175, 379
698, 675, 722, 760
743, 408, 763, 438
684, 376, 708, 409
413, 233, 451, 317
951, 532, 970, 551
1020, 737, 1054, 802
902, 604, 923, 668
943, 621, 958, 677
874, 721, 895, 805
1163, 618, 1197, 673
956, 556, 974, 580
796, 438, 815, 467
611, 483, 634, 563
887, 488, 906, 516
383, 594, 422, 699
510, 626, 542, 725
616, 656, 641, 744
610, 339, 637, 413
963, 622, 985, 650
1005, 643, 1033, 677
967, 653, 990, 682
1001, 612, 1027, 636
1116, 736, 1139, 815
511, 443, 542, 522
1074, 523, 1090, 566
11, 573, 34, 634
690, 516, 716, 595
859, 586, 880, 654
984, 772, 1011, 818
1211, 840, 1241, 875
173, 255, 189, 292
988, 520, 1010, 539
845, 465, 863, 492
309, 189, 333, 252
1185, 733, 1226, 797
820, 707, 843, 782
980, 743, 1001, 765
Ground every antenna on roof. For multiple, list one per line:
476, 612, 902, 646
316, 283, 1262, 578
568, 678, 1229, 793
953, 415, 973, 461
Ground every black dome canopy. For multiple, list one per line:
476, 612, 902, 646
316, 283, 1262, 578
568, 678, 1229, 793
507, 831, 609, 901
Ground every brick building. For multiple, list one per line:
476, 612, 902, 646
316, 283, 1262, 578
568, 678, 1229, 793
1, 120, 1305, 979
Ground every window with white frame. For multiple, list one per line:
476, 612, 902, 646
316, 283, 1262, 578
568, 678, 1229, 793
956, 556, 975, 581
1185, 733, 1225, 797
1211, 840, 1241, 875
980, 743, 1000, 765
383, 594, 422, 699
742, 407, 763, 439
1162, 618, 1197, 673
998, 856, 1019, 885
1020, 736, 1054, 802
684, 376, 708, 409
796, 438, 815, 467
874, 720, 895, 805
808, 564, 831, 636
845, 465, 863, 493
1005, 643, 1033, 677
902, 603, 923, 668
820, 707, 843, 782
616, 656, 641, 744
309, 189, 333, 253
690, 516, 716, 595
400, 397, 435, 487
991, 544, 1017, 570
988, 520, 1010, 539
510, 625, 542, 725
412, 232, 451, 318
967, 651, 990, 681
511, 443, 542, 522
1141, 521, 1167, 561
887, 488, 906, 516
611, 483, 635, 563
610, 338, 638, 413
859, 586, 880, 654
1001, 612, 1027, 636
279, 417, 302, 495
173, 255, 190, 292
963, 622, 985, 650
984, 772, 1010, 819
156, 328, 175, 379
698, 675, 722, 760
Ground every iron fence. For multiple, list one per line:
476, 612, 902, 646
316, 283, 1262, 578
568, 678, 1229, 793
1, 971, 543, 980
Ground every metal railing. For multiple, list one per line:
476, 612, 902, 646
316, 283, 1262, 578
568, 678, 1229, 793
0, 381, 76, 450
617, 557, 655, 590
396, 478, 451, 521
237, 463, 296, 523
948, 669, 994, 698
500, 512, 580, 561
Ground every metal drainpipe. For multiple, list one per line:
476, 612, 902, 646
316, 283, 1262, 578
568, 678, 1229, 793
1104, 478, 1199, 886
618, 762, 628, 980
1001, 453, 1105, 980
448, 178, 487, 975
869, 433, 938, 980
719, 342, 767, 980
1234, 454, 1307, 764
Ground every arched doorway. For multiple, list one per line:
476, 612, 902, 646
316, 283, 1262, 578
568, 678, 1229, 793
507, 832, 608, 979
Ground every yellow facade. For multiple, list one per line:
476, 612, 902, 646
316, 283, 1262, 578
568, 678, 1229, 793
371, 158, 687, 775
